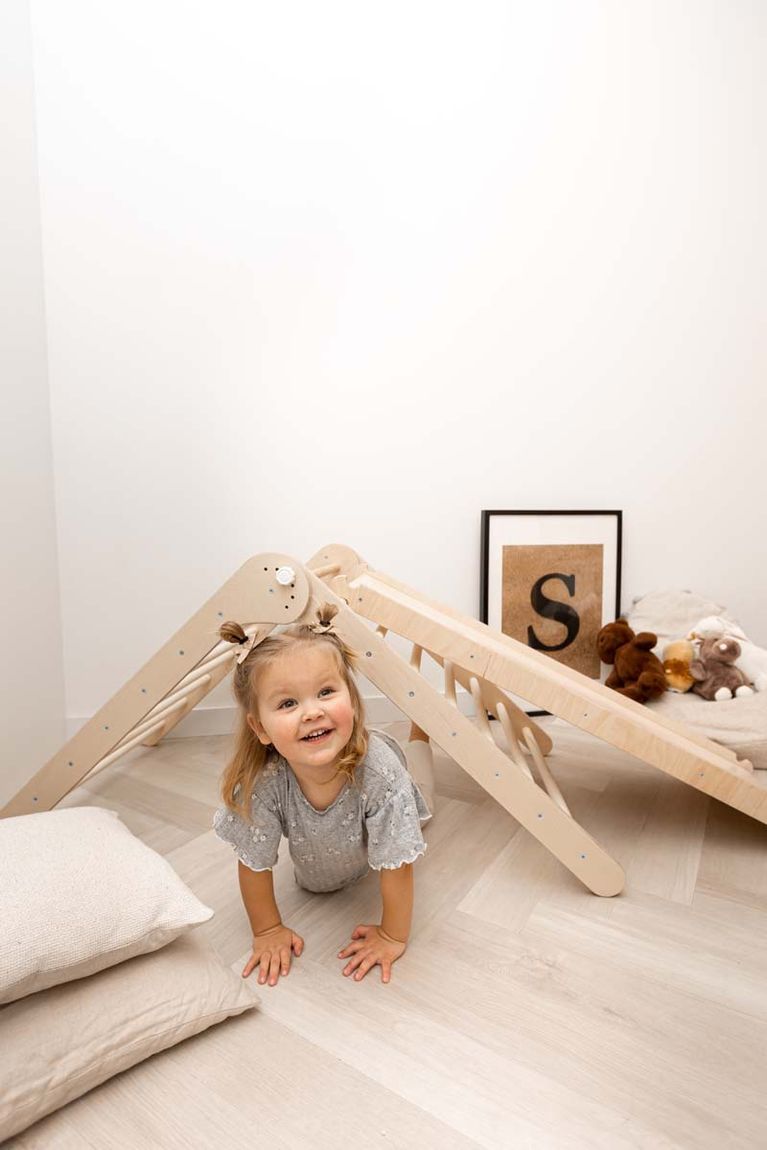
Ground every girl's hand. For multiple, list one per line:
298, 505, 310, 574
338, 924, 406, 984
242, 924, 304, 986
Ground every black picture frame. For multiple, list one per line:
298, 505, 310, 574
480, 509, 623, 712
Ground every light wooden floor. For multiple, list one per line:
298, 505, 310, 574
9, 718, 767, 1149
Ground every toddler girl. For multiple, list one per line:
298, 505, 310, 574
213, 604, 431, 987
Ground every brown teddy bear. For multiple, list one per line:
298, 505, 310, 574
596, 619, 668, 704
689, 636, 755, 701
662, 638, 695, 693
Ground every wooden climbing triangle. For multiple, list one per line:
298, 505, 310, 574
3, 544, 764, 898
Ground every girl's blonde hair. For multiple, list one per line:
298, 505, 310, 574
219, 605, 368, 820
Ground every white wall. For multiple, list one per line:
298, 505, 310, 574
29, 0, 766, 728
0, 0, 65, 803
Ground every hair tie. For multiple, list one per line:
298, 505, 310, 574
308, 603, 339, 636
233, 632, 259, 664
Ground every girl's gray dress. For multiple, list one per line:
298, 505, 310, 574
213, 730, 431, 892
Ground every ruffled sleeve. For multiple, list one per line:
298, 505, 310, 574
213, 773, 284, 872
363, 731, 430, 871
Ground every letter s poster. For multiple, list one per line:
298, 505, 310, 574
501, 544, 603, 677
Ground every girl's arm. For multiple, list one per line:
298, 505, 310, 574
238, 862, 304, 985
238, 863, 282, 934
380, 862, 414, 943
338, 862, 413, 983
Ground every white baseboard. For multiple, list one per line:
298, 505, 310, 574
66, 689, 476, 741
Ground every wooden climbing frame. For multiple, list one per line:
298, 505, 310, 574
3, 544, 764, 898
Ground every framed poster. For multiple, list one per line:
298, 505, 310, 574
480, 509, 622, 710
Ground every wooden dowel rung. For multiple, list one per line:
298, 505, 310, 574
84, 719, 168, 782
469, 676, 495, 742
376, 625, 389, 638
410, 644, 423, 669
175, 649, 235, 689
173, 624, 264, 690
115, 696, 191, 750
522, 726, 570, 815
444, 660, 457, 705
495, 702, 535, 782
312, 563, 341, 579
143, 674, 213, 724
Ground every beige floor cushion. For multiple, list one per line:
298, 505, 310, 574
0, 806, 213, 1005
0, 931, 259, 1142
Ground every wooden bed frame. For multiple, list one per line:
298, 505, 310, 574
3, 544, 764, 896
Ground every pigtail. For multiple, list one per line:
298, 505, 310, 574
218, 620, 272, 819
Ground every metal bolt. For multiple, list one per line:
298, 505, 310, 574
537, 813, 543, 819
408, 691, 415, 697
365, 651, 372, 657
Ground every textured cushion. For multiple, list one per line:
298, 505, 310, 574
0, 931, 259, 1142
0, 806, 213, 1005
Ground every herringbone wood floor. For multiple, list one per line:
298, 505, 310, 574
9, 719, 767, 1149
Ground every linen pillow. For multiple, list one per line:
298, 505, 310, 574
0, 806, 213, 1005
0, 931, 259, 1142
626, 589, 731, 654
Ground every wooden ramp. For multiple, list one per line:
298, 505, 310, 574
3, 545, 764, 898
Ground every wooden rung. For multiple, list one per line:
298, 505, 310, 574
140, 674, 213, 728
172, 623, 262, 692
443, 660, 457, 705
410, 643, 423, 669
84, 718, 168, 783
522, 725, 571, 815
495, 702, 535, 782
376, 625, 389, 638
115, 696, 192, 750
469, 676, 495, 742
312, 562, 342, 579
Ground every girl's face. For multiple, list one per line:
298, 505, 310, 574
247, 644, 355, 776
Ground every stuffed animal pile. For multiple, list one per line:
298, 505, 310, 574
600, 601, 767, 705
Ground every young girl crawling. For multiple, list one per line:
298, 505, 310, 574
213, 604, 431, 987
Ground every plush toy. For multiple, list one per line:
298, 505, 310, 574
689, 635, 755, 701
596, 619, 668, 704
689, 615, 767, 692
662, 638, 695, 693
